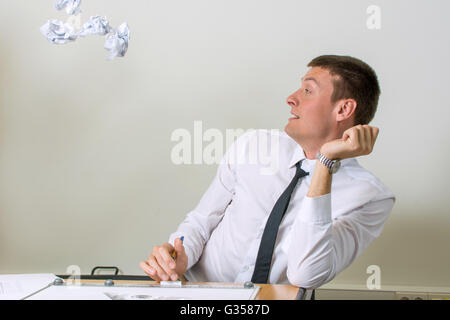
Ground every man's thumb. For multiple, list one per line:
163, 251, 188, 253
175, 237, 185, 254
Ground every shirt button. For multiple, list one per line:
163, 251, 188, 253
242, 265, 249, 271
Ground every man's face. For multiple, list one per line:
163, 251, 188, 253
285, 66, 338, 144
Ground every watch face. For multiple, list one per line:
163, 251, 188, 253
330, 160, 341, 174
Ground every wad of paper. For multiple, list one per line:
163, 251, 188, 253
40, 1, 130, 60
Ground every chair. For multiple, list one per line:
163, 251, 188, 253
295, 287, 316, 300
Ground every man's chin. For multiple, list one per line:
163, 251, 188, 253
284, 120, 295, 133
284, 123, 295, 139
284, 123, 302, 142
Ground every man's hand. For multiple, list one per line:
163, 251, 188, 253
139, 237, 188, 281
307, 125, 379, 198
320, 125, 379, 160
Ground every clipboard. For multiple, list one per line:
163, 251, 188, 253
23, 277, 261, 300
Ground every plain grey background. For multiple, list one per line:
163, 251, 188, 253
0, 0, 449, 289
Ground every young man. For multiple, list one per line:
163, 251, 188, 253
140, 55, 395, 288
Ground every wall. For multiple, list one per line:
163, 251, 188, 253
0, 0, 449, 290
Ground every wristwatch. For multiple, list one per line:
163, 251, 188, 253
316, 151, 341, 174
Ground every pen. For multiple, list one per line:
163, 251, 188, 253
171, 236, 184, 260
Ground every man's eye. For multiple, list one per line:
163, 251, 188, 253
304, 88, 311, 94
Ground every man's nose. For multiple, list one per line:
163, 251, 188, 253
286, 93, 298, 108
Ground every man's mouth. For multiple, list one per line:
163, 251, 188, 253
290, 112, 300, 120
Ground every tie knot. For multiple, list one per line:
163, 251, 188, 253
295, 160, 309, 178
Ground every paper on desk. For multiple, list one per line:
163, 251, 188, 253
0, 274, 57, 300
27, 283, 260, 300
104, 292, 186, 300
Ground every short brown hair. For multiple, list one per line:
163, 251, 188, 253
307, 55, 380, 125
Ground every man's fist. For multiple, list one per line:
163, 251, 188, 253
320, 125, 379, 160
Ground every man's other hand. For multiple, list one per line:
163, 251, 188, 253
139, 237, 188, 282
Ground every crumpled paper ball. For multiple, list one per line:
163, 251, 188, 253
54, 0, 82, 15
40, 19, 78, 44
104, 23, 130, 60
78, 16, 111, 37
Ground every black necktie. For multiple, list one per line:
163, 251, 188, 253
251, 160, 309, 284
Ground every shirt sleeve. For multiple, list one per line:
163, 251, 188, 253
285, 191, 395, 289
168, 131, 252, 270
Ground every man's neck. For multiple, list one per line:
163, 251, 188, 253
301, 144, 321, 160
297, 134, 341, 160
286, 127, 345, 160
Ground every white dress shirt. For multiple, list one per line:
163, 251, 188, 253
168, 129, 395, 288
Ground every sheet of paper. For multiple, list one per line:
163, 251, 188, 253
0, 274, 57, 300
26, 284, 260, 300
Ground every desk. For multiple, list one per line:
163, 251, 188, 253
65, 278, 300, 300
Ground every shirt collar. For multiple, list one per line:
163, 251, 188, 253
288, 143, 307, 169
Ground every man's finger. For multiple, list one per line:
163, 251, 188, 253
345, 126, 359, 151
357, 125, 366, 151
159, 246, 179, 280
160, 246, 176, 267
156, 247, 178, 280
174, 238, 186, 256
139, 261, 159, 281
147, 254, 169, 281
371, 126, 379, 145
362, 125, 372, 153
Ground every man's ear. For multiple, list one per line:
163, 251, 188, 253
335, 99, 357, 122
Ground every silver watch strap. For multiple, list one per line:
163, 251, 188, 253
317, 151, 334, 169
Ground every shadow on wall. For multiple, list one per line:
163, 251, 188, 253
334, 208, 450, 288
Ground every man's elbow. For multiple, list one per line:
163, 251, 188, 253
287, 265, 334, 289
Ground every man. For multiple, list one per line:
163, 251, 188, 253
140, 55, 395, 288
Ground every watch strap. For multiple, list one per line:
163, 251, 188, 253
317, 151, 340, 174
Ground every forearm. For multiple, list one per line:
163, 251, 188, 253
288, 156, 335, 287
307, 160, 332, 198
